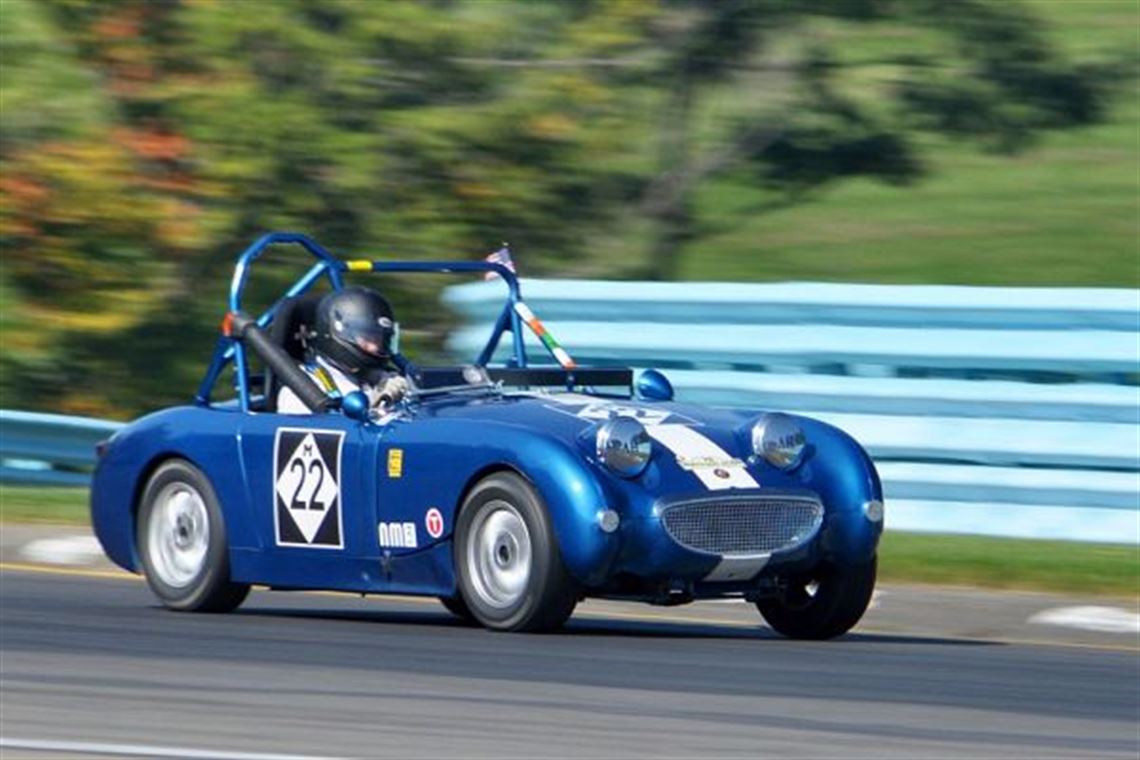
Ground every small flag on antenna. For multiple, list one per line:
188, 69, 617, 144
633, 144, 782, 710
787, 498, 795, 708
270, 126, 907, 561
484, 244, 515, 281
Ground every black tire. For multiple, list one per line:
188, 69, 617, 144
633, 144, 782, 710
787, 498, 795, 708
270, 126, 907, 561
438, 594, 477, 623
454, 472, 578, 632
756, 556, 877, 640
136, 459, 250, 613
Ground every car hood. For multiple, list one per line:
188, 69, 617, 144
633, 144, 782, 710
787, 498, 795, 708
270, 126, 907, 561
412, 390, 761, 468
401, 389, 878, 524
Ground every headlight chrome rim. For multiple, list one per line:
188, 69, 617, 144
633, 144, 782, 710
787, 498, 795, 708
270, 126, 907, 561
596, 416, 652, 478
751, 412, 807, 470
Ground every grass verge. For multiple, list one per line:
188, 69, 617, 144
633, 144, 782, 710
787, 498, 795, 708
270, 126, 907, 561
672, 0, 1140, 287
1, 484, 89, 525
878, 531, 1139, 599
2, 484, 1136, 597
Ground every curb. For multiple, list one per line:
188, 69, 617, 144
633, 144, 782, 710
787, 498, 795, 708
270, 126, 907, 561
2, 523, 1136, 650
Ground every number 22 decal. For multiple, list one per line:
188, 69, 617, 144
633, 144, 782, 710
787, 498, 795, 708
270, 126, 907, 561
273, 428, 344, 548
288, 458, 327, 511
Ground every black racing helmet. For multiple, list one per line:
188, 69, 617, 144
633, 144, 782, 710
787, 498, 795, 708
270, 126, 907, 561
312, 286, 397, 374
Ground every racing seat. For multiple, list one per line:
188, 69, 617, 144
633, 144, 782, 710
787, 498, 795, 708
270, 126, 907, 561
263, 293, 323, 412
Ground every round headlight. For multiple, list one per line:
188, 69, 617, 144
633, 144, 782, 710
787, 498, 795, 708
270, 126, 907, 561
752, 413, 806, 470
596, 416, 652, 478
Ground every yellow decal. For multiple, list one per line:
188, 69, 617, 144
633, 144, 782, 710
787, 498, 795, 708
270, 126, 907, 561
346, 260, 372, 272
387, 448, 404, 478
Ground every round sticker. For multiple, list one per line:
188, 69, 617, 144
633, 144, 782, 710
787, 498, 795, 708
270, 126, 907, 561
425, 507, 444, 539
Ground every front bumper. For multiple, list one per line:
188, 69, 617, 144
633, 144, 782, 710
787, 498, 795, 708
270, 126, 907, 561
608, 488, 882, 589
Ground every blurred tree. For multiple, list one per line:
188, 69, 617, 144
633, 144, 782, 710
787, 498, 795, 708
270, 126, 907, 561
1, 0, 642, 415
1, 0, 209, 415
0, 0, 1122, 416
623, 0, 1114, 278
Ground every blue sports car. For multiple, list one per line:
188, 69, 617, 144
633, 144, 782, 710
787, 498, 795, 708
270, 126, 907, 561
91, 233, 884, 638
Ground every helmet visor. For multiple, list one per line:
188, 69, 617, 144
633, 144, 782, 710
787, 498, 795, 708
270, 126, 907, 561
333, 313, 395, 360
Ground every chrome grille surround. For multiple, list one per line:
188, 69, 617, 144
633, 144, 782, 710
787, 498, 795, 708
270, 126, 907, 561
660, 494, 824, 557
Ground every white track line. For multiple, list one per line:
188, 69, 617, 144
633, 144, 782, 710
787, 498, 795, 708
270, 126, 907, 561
1028, 606, 1140, 635
0, 737, 346, 760
19, 536, 103, 566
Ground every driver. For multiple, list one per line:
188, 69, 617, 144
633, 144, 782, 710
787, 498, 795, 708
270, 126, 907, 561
277, 286, 410, 414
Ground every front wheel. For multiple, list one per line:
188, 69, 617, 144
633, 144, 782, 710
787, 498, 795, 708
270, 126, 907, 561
455, 472, 578, 632
137, 459, 250, 613
438, 594, 476, 624
756, 556, 876, 640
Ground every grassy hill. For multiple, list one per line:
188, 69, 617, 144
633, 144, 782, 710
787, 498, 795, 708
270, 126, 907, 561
677, 0, 1139, 287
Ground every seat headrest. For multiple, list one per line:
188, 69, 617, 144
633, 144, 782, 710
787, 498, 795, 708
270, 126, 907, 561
269, 293, 323, 361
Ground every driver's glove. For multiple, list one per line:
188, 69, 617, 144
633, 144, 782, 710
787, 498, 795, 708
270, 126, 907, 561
375, 375, 410, 408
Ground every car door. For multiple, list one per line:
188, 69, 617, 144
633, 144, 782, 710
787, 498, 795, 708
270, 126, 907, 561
236, 411, 379, 590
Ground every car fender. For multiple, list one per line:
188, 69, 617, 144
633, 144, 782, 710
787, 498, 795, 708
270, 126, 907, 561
380, 418, 620, 586
91, 407, 257, 573
794, 415, 884, 566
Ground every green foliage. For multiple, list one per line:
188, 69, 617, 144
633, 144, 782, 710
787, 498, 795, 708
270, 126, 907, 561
0, 0, 1131, 418
0, 0, 108, 146
679, 0, 1139, 286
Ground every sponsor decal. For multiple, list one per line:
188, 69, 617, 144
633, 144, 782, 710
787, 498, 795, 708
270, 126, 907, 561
273, 428, 345, 548
676, 455, 746, 471
378, 521, 417, 549
425, 507, 445, 539
646, 425, 759, 491
387, 448, 404, 478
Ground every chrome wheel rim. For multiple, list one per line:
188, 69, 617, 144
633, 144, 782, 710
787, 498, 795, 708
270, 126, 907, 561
466, 500, 532, 609
146, 482, 210, 588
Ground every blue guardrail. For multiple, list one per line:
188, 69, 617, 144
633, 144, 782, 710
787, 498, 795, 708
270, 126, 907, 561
2, 280, 1137, 543
444, 279, 1140, 544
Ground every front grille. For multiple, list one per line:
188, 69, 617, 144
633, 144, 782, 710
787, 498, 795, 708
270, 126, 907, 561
660, 495, 823, 556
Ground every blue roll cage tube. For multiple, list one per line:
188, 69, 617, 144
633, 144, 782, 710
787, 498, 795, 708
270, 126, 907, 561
196, 232, 529, 412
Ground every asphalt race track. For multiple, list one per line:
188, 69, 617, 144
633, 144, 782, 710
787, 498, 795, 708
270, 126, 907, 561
1, 569, 1137, 759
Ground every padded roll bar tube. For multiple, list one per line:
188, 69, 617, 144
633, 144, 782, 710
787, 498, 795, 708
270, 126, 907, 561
227, 312, 333, 413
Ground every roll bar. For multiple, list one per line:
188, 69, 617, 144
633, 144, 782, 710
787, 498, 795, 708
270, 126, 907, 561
196, 232, 544, 412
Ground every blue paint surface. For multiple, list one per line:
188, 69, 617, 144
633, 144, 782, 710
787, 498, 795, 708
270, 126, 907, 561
90, 392, 882, 598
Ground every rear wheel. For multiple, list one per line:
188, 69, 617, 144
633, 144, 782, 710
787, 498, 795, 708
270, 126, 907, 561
756, 556, 876, 640
137, 459, 250, 613
455, 472, 578, 632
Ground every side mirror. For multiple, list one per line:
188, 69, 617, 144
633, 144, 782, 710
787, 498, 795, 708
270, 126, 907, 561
636, 369, 674, 402
341, 390, 370, 422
